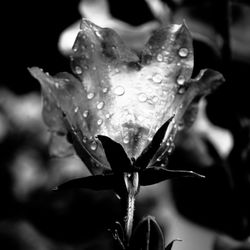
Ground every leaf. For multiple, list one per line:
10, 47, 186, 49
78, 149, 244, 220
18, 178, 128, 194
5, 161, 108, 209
129, 216, 165, 250
98, 135, 133, 173
56, 174, 115, 191
140, 167, 205, 186
135, 116, 174, 169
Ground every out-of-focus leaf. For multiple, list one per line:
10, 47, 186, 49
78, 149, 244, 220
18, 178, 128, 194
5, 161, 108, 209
129, 216, 165, 250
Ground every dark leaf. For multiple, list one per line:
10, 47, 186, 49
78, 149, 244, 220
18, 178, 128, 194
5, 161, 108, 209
56, 174, 115, 191
129, 216, 164, 250
135, 116, 174, 169
140, 167, 205, 186
98, 135, 133, 173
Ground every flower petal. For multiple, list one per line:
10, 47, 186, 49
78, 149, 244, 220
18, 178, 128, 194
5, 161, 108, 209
29, 67, 111, 175
150, 68, 225, 165
30, 19, 224, 172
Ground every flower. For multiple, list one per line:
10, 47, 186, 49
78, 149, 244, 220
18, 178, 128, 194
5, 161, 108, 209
29, 19, 224, 191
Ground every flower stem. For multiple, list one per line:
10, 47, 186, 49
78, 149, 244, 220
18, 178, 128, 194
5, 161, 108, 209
123, 172, 139, 242
125, 191, 135, 241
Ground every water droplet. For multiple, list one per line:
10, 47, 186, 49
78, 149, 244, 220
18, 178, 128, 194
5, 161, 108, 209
83, 110, 89, 118
156, 54, 163, 62
92, 66, 97, 71
90, 44, 95, 49
114, 86, 125, 96
152, 73, 162, 83
102, 87, 108, 93
55, 82, 59, 88
178, 87, 185, 94
97, 119, 103, 126
97, 101, 104, 110
75, 66, 82, 74
123, 136, 129, 144
94, 30, 102, 38
177, 75, 185, 85
152, 96, 159, 103
148, 136, 153, 141
161, 46, 165, 50
167, 143, 175, 154
178, 122, 185, 131
73, 46, 78, 52
106, 113, 111, 119
90, 140, 97, 150
87, 92, 95, 100
138, 93, 147, 102
115, 68, 119, 73
82, 136, 87, 143
74, 107, 79, 113
179, 47, 188, 57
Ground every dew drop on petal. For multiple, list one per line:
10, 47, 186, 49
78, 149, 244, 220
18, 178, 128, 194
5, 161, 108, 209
74, 107, 79, 113
114, 86, 125, 96
178, 87, 186, 94
123, 136, 129, 144
92, 66, 97, 71
167, 143, 175, 154
97, 101, 105, 110
177, 75, 185, 85
106, 113, 111, 119
83, 110, 89, 118
55, 82, 59, 88
178, 122, 185, 131
178, 47, 189, 57
75, 66, 82, 75
102, 87, 108, 93
152, 96, 159, 103
82, 136, 87, 143
87, 92, 95, 100
97, 119, 103, 126
156, 54, 163, 62
138, 93, 147, 102
152, 73, 162, 83
90, 140, 97, 151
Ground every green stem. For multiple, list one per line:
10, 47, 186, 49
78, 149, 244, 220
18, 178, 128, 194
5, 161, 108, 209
125, 191, 135, 241
123, 172, 139, 243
